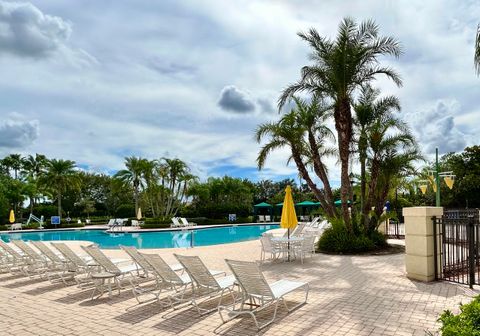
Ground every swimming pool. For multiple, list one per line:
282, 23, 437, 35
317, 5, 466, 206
0, 224, 280, 249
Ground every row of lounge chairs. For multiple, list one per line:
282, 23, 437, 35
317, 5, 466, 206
171, 217, 197, 228
0, 239, 309, 330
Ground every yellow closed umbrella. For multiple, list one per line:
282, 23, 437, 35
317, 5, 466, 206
280, 185, 298, 260
9, 209, 15, 224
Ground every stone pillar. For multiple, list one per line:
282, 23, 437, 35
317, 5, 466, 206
403, 206, 443, 282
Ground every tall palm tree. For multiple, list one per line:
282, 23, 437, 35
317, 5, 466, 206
2, 154, 23, 179
21, 154, 48, 213
21, 154, 47, 179
114, 156, 148, 216
162, 158, 188, 216
42, 159, 79, 217
255, 110, 336, 217
475, 24, 480, 76
279, 18, 402, 229
354, 86, 400, 225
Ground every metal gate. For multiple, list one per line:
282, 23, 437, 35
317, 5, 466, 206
433, 210, 480, 288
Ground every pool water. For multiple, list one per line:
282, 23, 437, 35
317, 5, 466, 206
0, 224, 279, 249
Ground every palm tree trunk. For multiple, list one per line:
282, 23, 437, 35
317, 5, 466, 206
291, 150, 333, 217
307, 130, 336, 217
57, 191, 62, 218
334, 98, 353, 231
364, 156, 381, 231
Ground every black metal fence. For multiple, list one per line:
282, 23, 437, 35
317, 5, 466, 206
386, 219, 404, 239
433, 212, 479, 288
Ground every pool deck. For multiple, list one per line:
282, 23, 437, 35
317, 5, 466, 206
0, 239, 476, 335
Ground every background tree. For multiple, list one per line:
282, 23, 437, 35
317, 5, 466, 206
279, 18, 402, 230
114, 156, 148, 216
41, 159, 79, 218
1, 154, 23, 179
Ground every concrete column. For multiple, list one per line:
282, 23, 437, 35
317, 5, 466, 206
403, 206, 443, 282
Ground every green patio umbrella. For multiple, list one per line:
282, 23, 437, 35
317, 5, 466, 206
253, 202, 273, 219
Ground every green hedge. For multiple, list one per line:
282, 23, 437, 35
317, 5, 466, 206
140, 216, 254, 229
317, 226, 387, 253
435, 295, 480, 336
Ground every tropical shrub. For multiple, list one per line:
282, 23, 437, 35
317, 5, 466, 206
435, 296, 480, 336
317, 225, 386, 253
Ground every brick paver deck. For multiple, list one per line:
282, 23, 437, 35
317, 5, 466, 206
0, 240, 477, 335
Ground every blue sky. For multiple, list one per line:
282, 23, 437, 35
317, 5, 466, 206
0, 0, 479, 186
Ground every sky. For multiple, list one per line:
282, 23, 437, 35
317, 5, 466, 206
0, 0, 478, 186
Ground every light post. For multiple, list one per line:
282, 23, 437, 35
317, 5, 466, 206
418, 147, 455, 206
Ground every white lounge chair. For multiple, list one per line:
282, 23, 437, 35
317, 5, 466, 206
140, 252, 194, 308
180, 218, 196, 227
265, 215, 271, 222
51, 242, 104, 286
219, 259, 309, 330
291, 223, 306, 237
11, 240, 51, 277
174, 254, 237, 314
131, 220, 142, 228
30, 241, 73, 283
171, 217, 182, 228
0, 239, 28, 274
81, 245, 139, 299
258, 215, 265, 223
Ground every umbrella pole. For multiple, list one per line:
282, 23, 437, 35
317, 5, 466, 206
288, 228, 290, 261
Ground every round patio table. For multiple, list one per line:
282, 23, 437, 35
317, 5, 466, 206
271, 236, 304, 261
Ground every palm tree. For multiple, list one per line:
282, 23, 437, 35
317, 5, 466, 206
475, 24, 480, 76
114, 156, 148, 216
21, 154, 48, 213
2, 154, 23, 179
42, 159, 79, 218
279, 18, 402, 229
363, 114, 419, 231
354, 86, 400, 225
292, 95, 336, 215
163, 158, 188, 216
21, 154, 47, 179
255, 110, 336, 217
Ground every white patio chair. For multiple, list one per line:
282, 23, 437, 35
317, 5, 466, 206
174, 254, 237, 314
259, 236, 282, 262
258, 215, 265, 223
265, 215, 271, 222
107, 219, 115, 227
81, 245, 138, 299
219, 259, 309, 330
293, 235, 316, 264
180, 217, 197, 227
